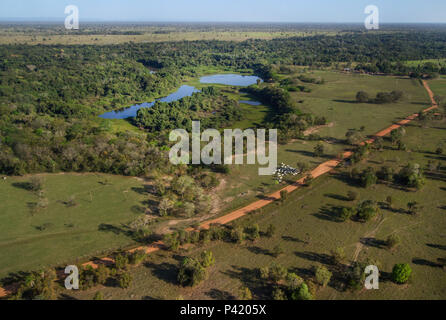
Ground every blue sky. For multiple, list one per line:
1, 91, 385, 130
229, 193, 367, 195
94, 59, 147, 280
0, 0, 445, 23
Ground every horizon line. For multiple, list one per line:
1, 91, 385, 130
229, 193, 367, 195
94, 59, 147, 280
1, 19, 446, 25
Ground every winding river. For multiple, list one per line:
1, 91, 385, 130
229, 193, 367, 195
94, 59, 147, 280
99, 74, 262, 119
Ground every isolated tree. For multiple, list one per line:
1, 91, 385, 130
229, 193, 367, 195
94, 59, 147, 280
265, 224, 276, 238
407, 201, 422, 215
356, 91, 369, 103
314, 266, 332, 287
200, 251, 215, 268
314, 143, 324, 157
272, 245, 284, 258
291, 283, 313, 300
391, 263, 412, 284
178, 257, 207, 287
280, 190, 288, 203
272, 288, 287, 300
117, 272, 132, 289
360, 167, 378, 188
158, 197, 174, 217
239, 286, 253, 300
386, 234, 401, 250
386, 196, 394, 209
347, 190, 358, 201
331, 247, 346, 265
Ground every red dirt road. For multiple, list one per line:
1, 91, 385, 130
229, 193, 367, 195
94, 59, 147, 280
0, 80, 438, 298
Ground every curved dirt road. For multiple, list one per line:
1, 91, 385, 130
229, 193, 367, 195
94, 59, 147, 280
0, 80, 438, 297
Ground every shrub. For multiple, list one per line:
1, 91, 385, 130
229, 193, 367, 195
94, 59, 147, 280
291, 283, 313, 300
177, 257, 207, 287
360, 167, 378, 188
347, 191, 359, 201
93, 291, 104, 300
386, 234, 401, 250
314, 266, 332, 287
272, 288, 287, 300
128, 250, 147, 265
200, 251, 215, 268
114, 253, 129, 270
331, 247, 346, 265
356, 91, 370, 103
238, 287, 253, 300
391, 263, 412, 284
272, 245, 284, 258
117, 272, 132, 289
265, 224, 276, 238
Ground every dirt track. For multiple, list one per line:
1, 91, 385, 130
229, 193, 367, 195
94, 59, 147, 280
0, 80, 438, 298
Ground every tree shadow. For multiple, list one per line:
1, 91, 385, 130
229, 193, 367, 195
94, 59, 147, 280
246, 246, 272, 256
312, 205, 345, 223
221, 266, 269, 299
58, 293, 78, 300
360, 237, 386, 249
412, 258, 443, 268
11, 182, 33, 191
294, 251, 332, 265
143, 261, 178, 285
282, 235, 305, 244
324, 193, 350, 201
205, 289, 235, 300
333, 99, 358, 104
426, 243, 446, 251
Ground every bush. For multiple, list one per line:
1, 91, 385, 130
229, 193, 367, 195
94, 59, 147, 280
272, 288, 287, 300
280, 190, 288, 202
114, 253, 129, 270
265, 224, 276, 238
93, 291, 104, 300
291, 283, 313, 300
128, 250, 147, 265
200, 251, 215, 268
347, 191, 359, 201
331, 247, 346, 265
238, 286, 253, 300
117, 272, 132, 289
391, 263, 412, 284
356, 91, 370, 103
177, 257, 207, 287
386, 234, 401, 250
360, 167, 378, 188
272, 245, 284, 258
314, 266, 332, 287
356, 200, 379, 222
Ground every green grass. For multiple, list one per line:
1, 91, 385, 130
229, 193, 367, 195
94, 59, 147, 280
215, 71, 432, 213
0, 173, 149, 278
294, 71, 430, 140
68, 117, 446, 300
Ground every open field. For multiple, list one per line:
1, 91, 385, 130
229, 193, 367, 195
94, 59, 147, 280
0, 70, 433, 280
0, 31, 331, 45
214, 70, 433, 213
67, 115, 446, 300
0, 173, 149, 278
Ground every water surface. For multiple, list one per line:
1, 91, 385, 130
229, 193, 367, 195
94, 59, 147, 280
99, 74, 263, 119
99, 85, 199, 119
200, 74, 262, 86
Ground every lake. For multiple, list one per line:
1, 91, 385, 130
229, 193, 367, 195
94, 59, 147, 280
99, 74, 262, 119
200, 74, 262, 86
239, 100, 262, 106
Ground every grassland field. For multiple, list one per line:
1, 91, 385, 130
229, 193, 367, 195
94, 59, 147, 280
68, 115, 446, 300
0, 68, 440, 290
